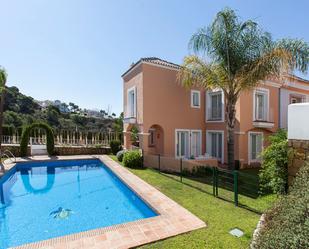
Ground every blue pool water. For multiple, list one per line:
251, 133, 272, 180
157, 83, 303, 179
0, 159, 157, 248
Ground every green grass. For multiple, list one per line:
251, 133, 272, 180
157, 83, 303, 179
109, 155, 276, 249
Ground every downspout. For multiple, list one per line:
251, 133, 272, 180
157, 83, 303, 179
278, 88, 281, 129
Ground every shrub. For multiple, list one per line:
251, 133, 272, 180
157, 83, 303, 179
109, 140, 122, 155
259, 129, 289, 194
253, 163, 309, 249
123, 150, 143, 168
116, 150, 126, 162
20, 122, 55, 156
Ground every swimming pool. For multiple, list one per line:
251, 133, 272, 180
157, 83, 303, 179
0, 159, 157, 248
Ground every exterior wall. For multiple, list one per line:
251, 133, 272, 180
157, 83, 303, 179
288, 139, 309, 185
287, 103, 309, 184
0, 145, 110, 157
122, 60, 309, 169
280, 88, 309, 129
142, 63, 206, 157
123, 64, 143, 149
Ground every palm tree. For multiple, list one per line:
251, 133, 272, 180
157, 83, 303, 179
179, 8, 309, 169
0, 67, 7, 156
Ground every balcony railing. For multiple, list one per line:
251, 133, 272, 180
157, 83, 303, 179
207, 107, 223, 121
253, 108, 275, 128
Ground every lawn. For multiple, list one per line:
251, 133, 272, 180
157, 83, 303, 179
109, 155, 275, 249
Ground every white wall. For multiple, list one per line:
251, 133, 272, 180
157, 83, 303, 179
288, 103, 309, 140
280, 88, 309, 129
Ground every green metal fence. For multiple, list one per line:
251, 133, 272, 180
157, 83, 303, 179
152, 154, 275, 213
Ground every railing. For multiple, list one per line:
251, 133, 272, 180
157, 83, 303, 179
253, 107, 274, 123
1, 132, 120, 147
144, 153, 275, 213
207, 107, 223, 121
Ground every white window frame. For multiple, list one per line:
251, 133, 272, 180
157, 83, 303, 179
127, 86, 136, 118
175, 129, 202, 158
248, 131, 264, 163
206, 89, 224, 122
253, 88, 269, 122
206, 130, 224, 163
191, 90, 201, 108
190, 130, 202, 158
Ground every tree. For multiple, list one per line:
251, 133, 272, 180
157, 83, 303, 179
259, 129, 289, 194
179, 8, 309, 169
0, 66, 7, 155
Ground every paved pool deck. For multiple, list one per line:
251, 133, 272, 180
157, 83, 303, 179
2, 155, 206, 249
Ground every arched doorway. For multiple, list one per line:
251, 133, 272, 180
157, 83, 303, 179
147, 125, 164, 155
20, 122, 55, 157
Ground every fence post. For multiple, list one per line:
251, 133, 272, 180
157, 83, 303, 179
233, 170, 238, 206
216, 167, 219, 196
158, 154, 161, 173
180, 158, 183, 182
212, 167, 215, 196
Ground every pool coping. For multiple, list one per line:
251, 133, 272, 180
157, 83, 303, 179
3, 155, 206, 249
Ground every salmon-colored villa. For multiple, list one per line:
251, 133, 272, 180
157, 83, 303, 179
122, 57, 309, 168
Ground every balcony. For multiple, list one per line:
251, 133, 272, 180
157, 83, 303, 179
207, 107, 223, 121
123, 116, 137, 124
123, 106, 137, 124
253, 108, 274, 129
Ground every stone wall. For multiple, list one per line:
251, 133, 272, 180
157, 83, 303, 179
1, 144, 110, 157
288, 139, 309, 185
55, 146, 110, 155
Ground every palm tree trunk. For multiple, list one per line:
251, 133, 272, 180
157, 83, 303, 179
0, 88, 5, 155
226, 101, 236, 170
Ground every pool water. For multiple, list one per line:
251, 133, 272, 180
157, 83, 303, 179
0, 159, 157, 248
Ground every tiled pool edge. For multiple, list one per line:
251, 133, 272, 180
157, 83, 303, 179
7, 155, 206, 249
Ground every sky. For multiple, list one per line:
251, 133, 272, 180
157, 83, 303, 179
1, 0, 308, 115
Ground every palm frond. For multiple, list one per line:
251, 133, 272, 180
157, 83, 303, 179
178, 55, 228, 90
276, 39, 309, 73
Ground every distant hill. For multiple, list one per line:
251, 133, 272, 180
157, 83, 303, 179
3, 86, 122, 135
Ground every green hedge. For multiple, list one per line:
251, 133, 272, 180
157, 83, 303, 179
123, 150, 143, 168
20, 122, 55, 156
109, 140, 122, 155
254, 163, 309, 249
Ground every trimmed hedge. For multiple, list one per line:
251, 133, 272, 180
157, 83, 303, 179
110, 140, 122, 155
253, 162, 309, 249
123, 150, 143, 168
20, 122, 55, 156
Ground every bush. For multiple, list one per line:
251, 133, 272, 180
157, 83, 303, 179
116, 150, 126, 162
123, 150, 143, 168
253, 163, 309, 249
259, 129, 289, 194
20, 122, 55, 156
110, 140, 122, 155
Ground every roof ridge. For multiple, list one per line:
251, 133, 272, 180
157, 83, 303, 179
122, 57, 180, 77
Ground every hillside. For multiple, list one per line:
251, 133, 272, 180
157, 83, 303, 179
3, 86, 122, 135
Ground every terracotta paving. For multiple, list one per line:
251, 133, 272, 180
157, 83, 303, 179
2, 155, 206, 249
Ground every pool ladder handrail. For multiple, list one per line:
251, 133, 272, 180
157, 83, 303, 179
0, 149, 16, 171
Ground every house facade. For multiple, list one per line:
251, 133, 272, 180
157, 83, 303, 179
122, 57, 309, 168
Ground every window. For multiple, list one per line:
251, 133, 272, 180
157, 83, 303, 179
191, 90, 201, 108
175, 130, 202, 158
206, 131, 223, 163
249, 132, 263, 162
290, 95, 304, 104
207, 90, 223, 121
176, 130, 190, 158
254, 89, 269, 121
127, 87, 136, 117
149, 129, 155, 146
191, 130, 202, 157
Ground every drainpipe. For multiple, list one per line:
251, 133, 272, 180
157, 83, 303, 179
278, 88, 281, 129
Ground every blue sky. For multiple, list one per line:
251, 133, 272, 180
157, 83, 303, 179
1, 0, 308, 115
